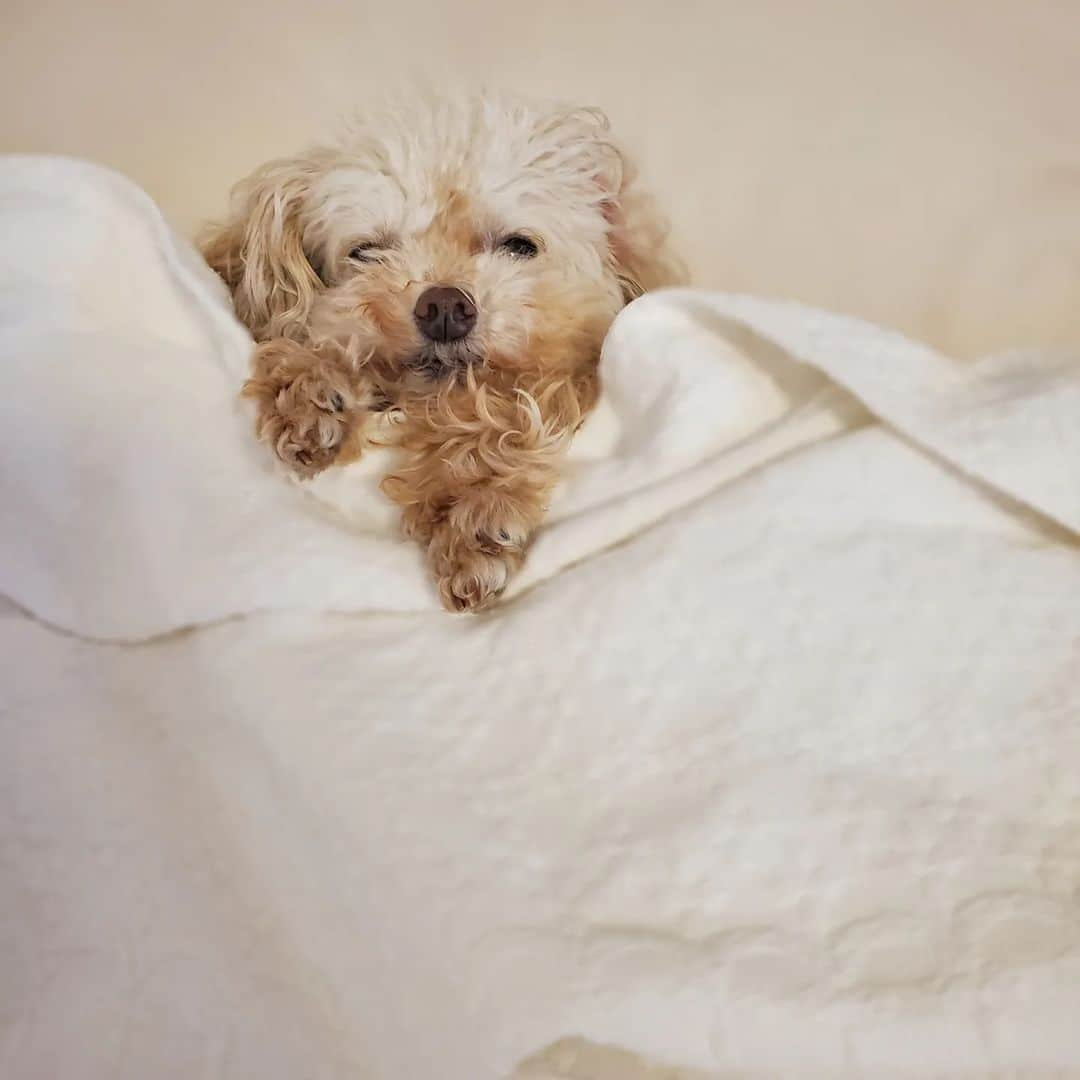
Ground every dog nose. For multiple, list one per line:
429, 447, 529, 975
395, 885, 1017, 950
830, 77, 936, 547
413, 286, 477, 343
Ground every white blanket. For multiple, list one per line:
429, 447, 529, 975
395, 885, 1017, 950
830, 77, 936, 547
2, 157, 1079, 1077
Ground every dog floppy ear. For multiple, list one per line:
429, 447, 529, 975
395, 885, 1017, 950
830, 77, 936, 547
200, 154, 326, 341
562, 107, 686, 302
599, 150, 687, 303
526, 105, 686, 304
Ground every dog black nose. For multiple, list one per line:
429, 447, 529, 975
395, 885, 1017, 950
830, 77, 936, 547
413, 286, 477, 343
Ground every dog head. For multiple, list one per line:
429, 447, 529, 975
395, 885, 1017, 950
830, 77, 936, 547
203, 93, 681, 397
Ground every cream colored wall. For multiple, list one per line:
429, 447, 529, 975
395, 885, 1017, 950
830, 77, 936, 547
4, 0, 1079, 356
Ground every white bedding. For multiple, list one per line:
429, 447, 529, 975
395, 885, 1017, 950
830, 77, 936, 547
2, 157, 1079, 1077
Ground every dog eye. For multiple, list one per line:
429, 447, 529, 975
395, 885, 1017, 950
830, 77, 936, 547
498, 234, 540, 258
348, 242, 383, 263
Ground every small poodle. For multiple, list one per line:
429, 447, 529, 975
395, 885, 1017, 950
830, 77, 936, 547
202, 92, 681, 611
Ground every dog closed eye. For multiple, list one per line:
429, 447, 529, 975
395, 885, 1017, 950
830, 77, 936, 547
348, 241, 391, 263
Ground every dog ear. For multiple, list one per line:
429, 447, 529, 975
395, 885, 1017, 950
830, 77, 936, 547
200, 155, 326, 341
598, 149, 687, 303
527, 105, 686, 304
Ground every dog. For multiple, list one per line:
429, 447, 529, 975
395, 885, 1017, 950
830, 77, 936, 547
202, 92, 681, 611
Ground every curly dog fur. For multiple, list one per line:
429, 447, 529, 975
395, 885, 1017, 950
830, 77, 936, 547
202, 92, 681, 611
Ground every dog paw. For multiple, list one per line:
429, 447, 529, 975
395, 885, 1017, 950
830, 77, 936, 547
428, 523, 525, 613
244, 349, 361, 480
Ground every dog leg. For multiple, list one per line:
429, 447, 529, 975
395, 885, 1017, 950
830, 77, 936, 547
383, 384, 580, 612
425, 479, 549, 612
405, 469, 552, 613
242, 339, 370, 479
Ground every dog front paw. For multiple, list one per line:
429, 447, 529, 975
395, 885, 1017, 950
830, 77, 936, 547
428, 522, 525, 613
243, 343, 364, 479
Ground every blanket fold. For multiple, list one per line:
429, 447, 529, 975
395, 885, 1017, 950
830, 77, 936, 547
2, 157, 1079, 1078
0, 157, 1076, 641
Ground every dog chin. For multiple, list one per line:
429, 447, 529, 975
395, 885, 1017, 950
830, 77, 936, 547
404, 343, 482, 380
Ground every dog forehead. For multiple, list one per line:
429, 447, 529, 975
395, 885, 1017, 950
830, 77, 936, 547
308, 165, 460, 236
308, 166, 404, 232
310, 158, 603, 243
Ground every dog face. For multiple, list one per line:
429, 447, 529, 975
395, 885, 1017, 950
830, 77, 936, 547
203, 94, 679, 396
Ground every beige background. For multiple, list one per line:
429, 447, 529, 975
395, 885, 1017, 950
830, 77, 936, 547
4, 0, 1079, 357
